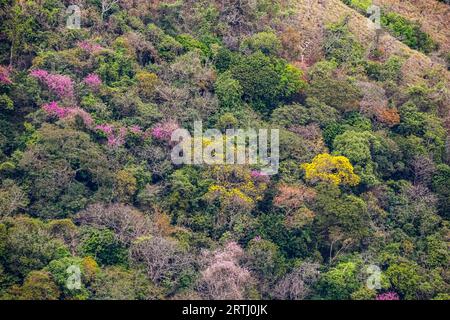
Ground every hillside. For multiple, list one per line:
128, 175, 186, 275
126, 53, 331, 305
0, 0, 449, 301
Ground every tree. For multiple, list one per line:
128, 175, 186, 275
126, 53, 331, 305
245, 238, 286, 295
46, 256, 98, 300
313, 183, 370, 256
273, 184, 316, 228
101, 0, 120, 21
2, 217, 70, 278
18, 124, 113, 218
130, 236, 192, 285
386, 262, 423, 300
76, 203, 152, 245
323, 20, 364, 65
230, 51, 306, 113
91, 266, 160, 300
306, 61, 361, 112
77, 227, 127, 266
198, 242, 253, 300
240, 31, 281, 56
381, 12, 437, 54
273, 262, 320, 300
332, 130, 379, 186
271, 103, 310, 128
301, 154, 360, 186
13, 271, 60, 300
136, 71, 159, 99
214, 71, 243, 112
432, 164, 450, 218
203, 165, 268, 227
357, 81, 399, 127
318, 261, 361, 300
389, 183, 440, 236
0, 179, 28, 217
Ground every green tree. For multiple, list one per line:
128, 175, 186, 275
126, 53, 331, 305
77, 227, 128, 266
2, 217, 70, 278
306, 61, 361, 112
318, 261, 361, 299
14, 271, 60, 300
214, 71, 243, 112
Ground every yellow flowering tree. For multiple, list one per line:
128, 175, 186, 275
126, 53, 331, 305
204, 165, 268, 226
301, 153, 360, 186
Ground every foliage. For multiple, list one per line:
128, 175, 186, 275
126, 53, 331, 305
77, 227, 128, 266
318, 261, 361, 300
230, 51, 306, 113
301, 154, 360, 186
0, 0, 448, 301
381, 12, 438, 54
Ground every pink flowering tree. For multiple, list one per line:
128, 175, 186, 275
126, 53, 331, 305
250, 170, 270, 183
95, 124, 128, 148
129, 125, 143, 135
41, 101, 93, 127
149, 120, 179, 143
95, 123, 146, 148
42, 101, 69, 118
198, 242, 253, 300
376, 292, 400, 300
30, 69, 74, 100
77, 41, 104, 54
83, 73, 102, 90
0, 65, 12, 85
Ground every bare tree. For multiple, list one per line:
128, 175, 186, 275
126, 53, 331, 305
0, 180, 28, 217
101, 0, 119, 20
412, 155, 436, 186
130, 236, 192, 284
273, 263, 320, 300
76, 203, 152, 245
197, 242, 253, 300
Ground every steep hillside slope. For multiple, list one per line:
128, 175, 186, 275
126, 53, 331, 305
0, 0, 449, 301
375, 0, 450, 54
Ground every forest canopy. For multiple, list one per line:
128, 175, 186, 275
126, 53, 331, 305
0, 0, 449, 301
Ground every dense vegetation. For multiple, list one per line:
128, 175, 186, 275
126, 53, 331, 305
343, 0, 440, 54
0, 0, 449, 300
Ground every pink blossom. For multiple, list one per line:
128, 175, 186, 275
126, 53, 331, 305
95, 124, 127, 148
46, 74, 74, 99
376, 292, 400, 300
107, 127, 127, 147
30, 69, 74, 99
95, 123, 114, 135
83, 73, 102, 90
70, 108, 93, 126
42, 101, 69, 118
0, 65, 12, 85
150, 120, 179, 141
129, 125, 143, 135
30, 69, 49, 80
77, 41, 104, 54
41, 102, 93, 126
199, 242, 252, 299
250, 170, 270, 183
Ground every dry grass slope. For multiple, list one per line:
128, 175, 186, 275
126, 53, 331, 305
294, 0, 449, 105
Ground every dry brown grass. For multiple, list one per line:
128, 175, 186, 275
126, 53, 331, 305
292, 0, 450, 85
374, 0, 450, 54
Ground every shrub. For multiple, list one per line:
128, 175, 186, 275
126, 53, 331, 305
381, 12, 438, 54
240, 31, 281, 56
323, 21, 365, 65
